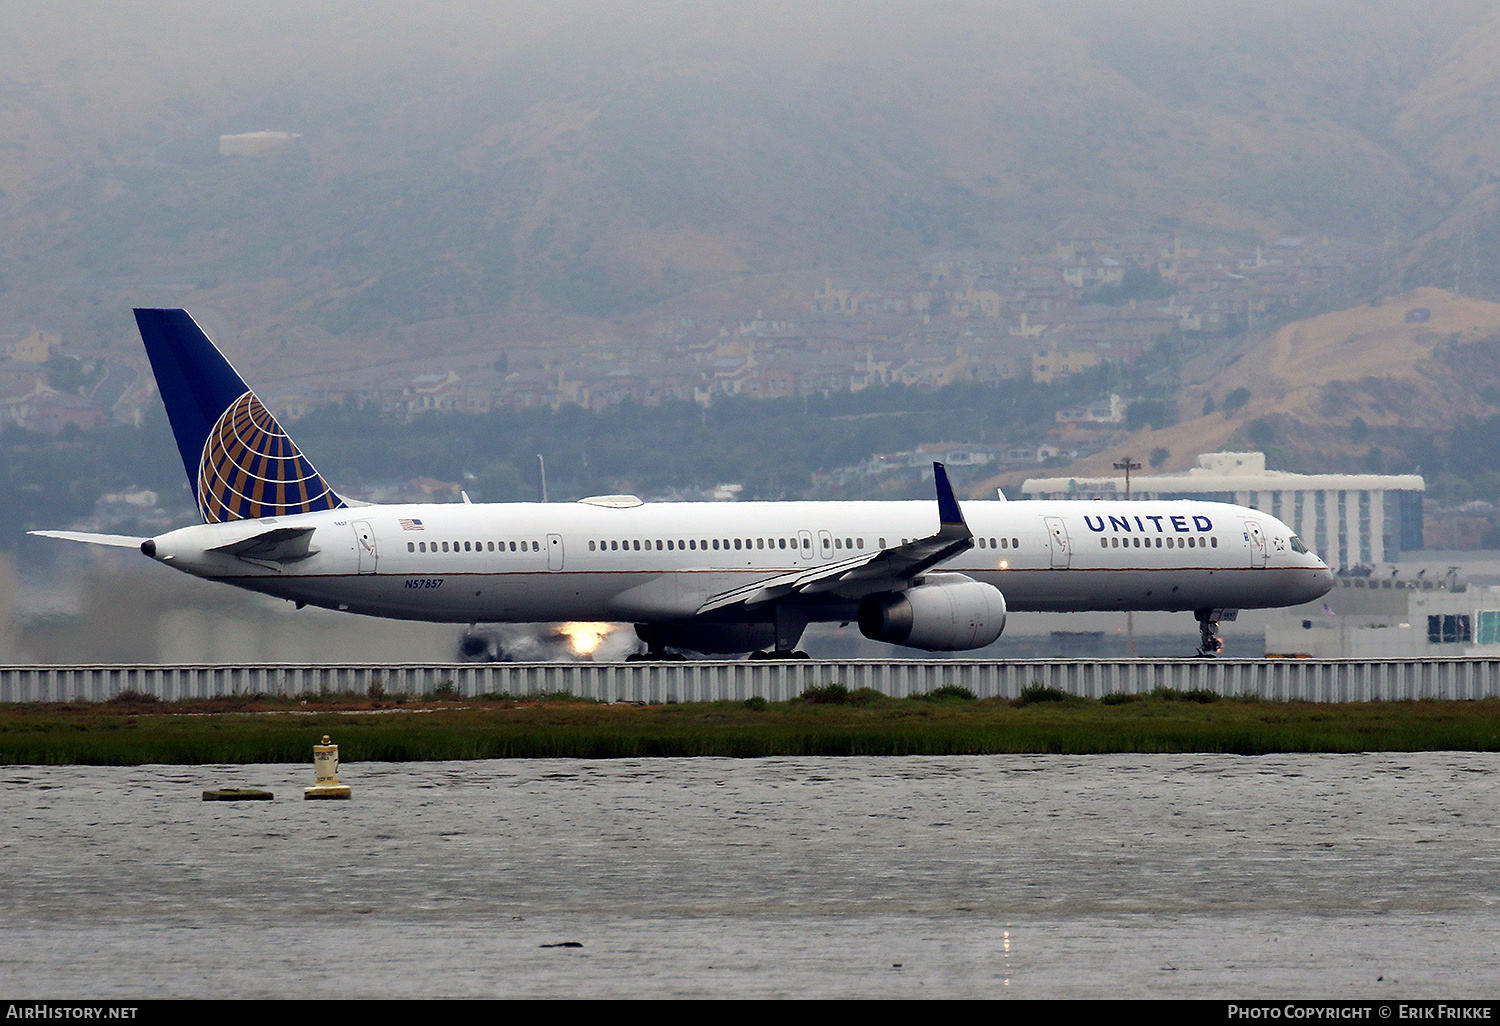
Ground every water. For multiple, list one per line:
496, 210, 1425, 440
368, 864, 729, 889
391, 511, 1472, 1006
3, 754, 1498, 998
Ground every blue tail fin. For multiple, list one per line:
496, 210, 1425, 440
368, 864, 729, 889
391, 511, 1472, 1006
134, 309, 345, 524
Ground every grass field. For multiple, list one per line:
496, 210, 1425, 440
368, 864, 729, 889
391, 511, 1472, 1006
4, 687, 1500, 765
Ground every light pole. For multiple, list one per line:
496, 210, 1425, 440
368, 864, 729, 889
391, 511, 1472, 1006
1113, 457, 1141, 500
1114, 458, 1142, 657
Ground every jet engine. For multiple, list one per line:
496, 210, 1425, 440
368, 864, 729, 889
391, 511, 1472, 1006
857, 573, 1007, 651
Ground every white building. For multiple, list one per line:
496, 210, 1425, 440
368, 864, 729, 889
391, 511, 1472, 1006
1021, 451, 1425, 568
219, 131, 302, 157
1265, 576, 1500, 658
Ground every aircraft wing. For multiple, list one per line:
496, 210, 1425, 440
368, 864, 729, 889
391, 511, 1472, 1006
696, 462, 974, 614
28, 530, 147, 549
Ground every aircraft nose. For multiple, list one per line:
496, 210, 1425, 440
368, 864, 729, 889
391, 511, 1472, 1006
1310, 562, 1335, 598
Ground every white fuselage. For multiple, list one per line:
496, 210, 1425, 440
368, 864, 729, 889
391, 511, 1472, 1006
144, 497, 1334, 626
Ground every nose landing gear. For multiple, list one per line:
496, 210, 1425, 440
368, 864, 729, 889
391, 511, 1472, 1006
1194, 608, 1236, 658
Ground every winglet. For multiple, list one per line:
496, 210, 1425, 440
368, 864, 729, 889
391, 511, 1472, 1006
934, 462, 966, 529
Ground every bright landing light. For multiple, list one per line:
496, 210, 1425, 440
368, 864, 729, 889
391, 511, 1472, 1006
558, 622, 614, 656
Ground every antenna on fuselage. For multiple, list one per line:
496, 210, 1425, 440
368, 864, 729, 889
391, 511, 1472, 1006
537, 454, 548, 503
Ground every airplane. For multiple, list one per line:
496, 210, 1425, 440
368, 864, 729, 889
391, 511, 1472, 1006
32, 309, 1335, 659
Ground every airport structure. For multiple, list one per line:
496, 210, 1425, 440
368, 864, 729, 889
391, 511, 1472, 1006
1267, 572, 1500, 659
1021, 452, 1425, 570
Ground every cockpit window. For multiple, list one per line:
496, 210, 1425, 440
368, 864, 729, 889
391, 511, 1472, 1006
1289, 535, 1309, 554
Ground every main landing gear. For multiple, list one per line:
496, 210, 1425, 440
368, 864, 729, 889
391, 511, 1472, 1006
749, 607, 811, 660
1194, 608, 1235, 658
628, 625, 687, 661
626, 651, 686, 661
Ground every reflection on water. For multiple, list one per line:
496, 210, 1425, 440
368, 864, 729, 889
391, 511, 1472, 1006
2, 753, 1498, 998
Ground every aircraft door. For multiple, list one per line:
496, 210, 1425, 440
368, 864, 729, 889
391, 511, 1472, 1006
817, 530, 833, 562
797, 530, 813, 562
1242, 519, 1266, 568
1044, 516, 1070, 569
353, 520, 377, 574
547, 533, 564, 570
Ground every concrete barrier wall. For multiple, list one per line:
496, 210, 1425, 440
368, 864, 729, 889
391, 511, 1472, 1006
4, 658, 1500, 703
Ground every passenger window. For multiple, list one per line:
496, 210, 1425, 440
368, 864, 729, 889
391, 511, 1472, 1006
442, 541, 449, 552
408, 542, 415, 552
1211, 537, 1218, 548
834, 538, 842, 549
1012, 538, 1018, 548
1101, 539, 1108, 548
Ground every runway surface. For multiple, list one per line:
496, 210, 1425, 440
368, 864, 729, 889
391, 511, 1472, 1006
3, 753, 1498, 998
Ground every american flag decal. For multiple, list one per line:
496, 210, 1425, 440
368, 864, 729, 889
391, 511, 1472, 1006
400, 518, 425, 531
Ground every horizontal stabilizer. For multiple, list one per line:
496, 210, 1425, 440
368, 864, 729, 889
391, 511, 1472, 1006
208, 525, 319, 563
29, 530, 147, 549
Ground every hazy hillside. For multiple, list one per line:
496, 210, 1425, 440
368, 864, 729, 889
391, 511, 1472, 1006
2, 0, 1500, 376
980, 286, 1500, 495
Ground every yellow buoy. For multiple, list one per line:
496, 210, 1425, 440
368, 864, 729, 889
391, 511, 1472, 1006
304, 734, 352, 799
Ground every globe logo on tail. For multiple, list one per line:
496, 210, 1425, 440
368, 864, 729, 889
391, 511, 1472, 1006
197, 392, 344, 523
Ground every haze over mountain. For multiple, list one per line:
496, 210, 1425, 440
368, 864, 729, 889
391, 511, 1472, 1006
3, 0, 1500, 380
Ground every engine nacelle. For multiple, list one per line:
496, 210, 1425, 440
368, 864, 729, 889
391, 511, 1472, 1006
857, 573, 1007, 651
